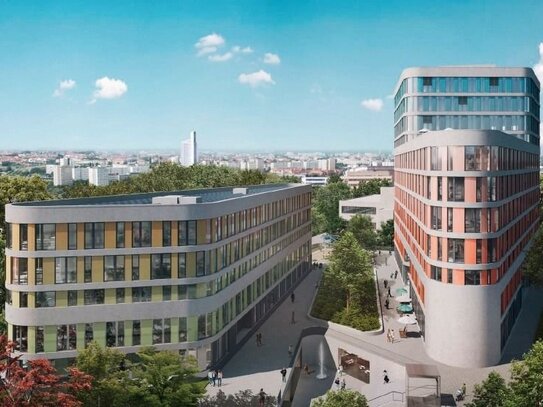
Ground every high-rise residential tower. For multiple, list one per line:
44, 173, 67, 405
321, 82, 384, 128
393, 67, 540, 367
180, 130, 198, 166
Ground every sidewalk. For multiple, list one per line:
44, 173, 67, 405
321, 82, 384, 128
206, 256, 325, 399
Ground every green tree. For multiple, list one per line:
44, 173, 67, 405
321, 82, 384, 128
312, 389, 369, 407
312, 182, 351, 234
0, 175, 52, 223
466, 371, 510, 407
522, 225, 543, 286
351, 179, 392, 198
346, 215, 378, 251
328, 232, 372, 312
75, 342, 129, 407
378, 219, 394, 248
199, 389, 276, 406
327, 173, 343, 184
507, 340, 543, 406
131, 347, 204, 407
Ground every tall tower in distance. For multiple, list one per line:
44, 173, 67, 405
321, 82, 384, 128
393, 66, 540, 367
180, 130, 198, 166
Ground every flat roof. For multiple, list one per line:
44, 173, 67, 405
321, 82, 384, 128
12, 183, 302, 207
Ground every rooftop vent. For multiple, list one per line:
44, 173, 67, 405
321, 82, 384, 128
152, 195, 202, 205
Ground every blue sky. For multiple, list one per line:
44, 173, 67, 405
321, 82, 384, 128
1, 0, 543, 152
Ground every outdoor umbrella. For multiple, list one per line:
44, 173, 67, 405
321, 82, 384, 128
397, 303, 413, 313
395, 295, 412, 303
397, 315, 417, 325
395, 287, 408, 296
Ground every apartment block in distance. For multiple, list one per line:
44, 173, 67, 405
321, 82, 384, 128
393, 67, 540, 367
5, 184, 312, 369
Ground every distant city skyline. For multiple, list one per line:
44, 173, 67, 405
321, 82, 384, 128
1, 1, 543, 151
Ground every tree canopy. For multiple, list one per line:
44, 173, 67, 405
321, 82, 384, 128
312, 181, 351, 234
75, 343, 204, 407
352, 178, 392, 198
0, 336, 91, 407
346, 215, 378, 251
312, 389, 369, 407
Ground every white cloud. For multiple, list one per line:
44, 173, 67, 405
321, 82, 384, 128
263, 53, 281, 65
361, 98, 384, 111
533, 42, 543, 83
238, 70, 275, 87
195, 33, 225, 57
52, 79, 76, 97
208, 52, 233, 62
232, 45, 253, 54
91, 77, 127, 103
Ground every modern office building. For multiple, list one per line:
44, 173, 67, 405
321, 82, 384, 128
393, 67, 540, 367
180, 130, 198, 166
88, 167, 110, 186
339, 186, 394, 229
4, 184, 312, 369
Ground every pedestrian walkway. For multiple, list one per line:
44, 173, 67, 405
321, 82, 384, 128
206, 256, 325, 400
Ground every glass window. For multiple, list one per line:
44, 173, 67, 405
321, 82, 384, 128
465, 208, 481, 233
68, 223, 77, 250
188, 221, 197, 245
36, 326, 44, 352
11, 258, 28, 285
465, 270, 481, 285
106, 322, 116, 347
19, 224, 28, 251
132, 320, 141, 346
178, 253, 186, 278
164, 318, 171, 343
13, 326, 28, 352
104, 255, 125, 281
178, 220, 197, 245
116, 288, 125, 304
84, 289, 105, 305
85, 323, 93, 347
431, 266, 442, 281
197, 315, 207, 340
36, 291, 56, 307
116, 222, 125, 248
55, 257, 77, 284
57, 325, 68, 351
179, 317, 187, 342
431, 207, 442, 230
163, 221, 171, 246
6, 223, 12, 249
132, 221, 151, 247
36, 224, 56, 250
132, 287, 151, 302
447, 239, 464, 263
448, 177, 464, 201
84, 256, 92, 283
163, 286, 171, 301
178, 285, 187, 300
151, 254, 171, 279
152, 319, 163, 344
196, 251, 205, 277
132, 255, 140, 280
447, 269, 453, 284
68, 290, 77, 306
84, 223, 104, 249
20, 292, 28, 308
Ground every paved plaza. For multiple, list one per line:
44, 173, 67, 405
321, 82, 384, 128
206, 246, 543, 406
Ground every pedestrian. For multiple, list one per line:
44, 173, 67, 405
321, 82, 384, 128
291, 292, 295, 303
304, 363, 310, 375
288, 344, 293, 357
291, 310, 295, 324
390, 329, 395, 343
334, 377, 340, 389
341, 378, 346, 390
337, 364, 343, 376
208, 370, 213, 385
258, 388, 266, 407
384, 279, 388, 289
394, 270, 398, 279
384, 299, 389, 309
387, 287, 391, 297
217, 370, 223, 387
383, 370, 390, 384
212, 370, 217, 386
280, 367, 287, 382
386, 328, 391, 343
